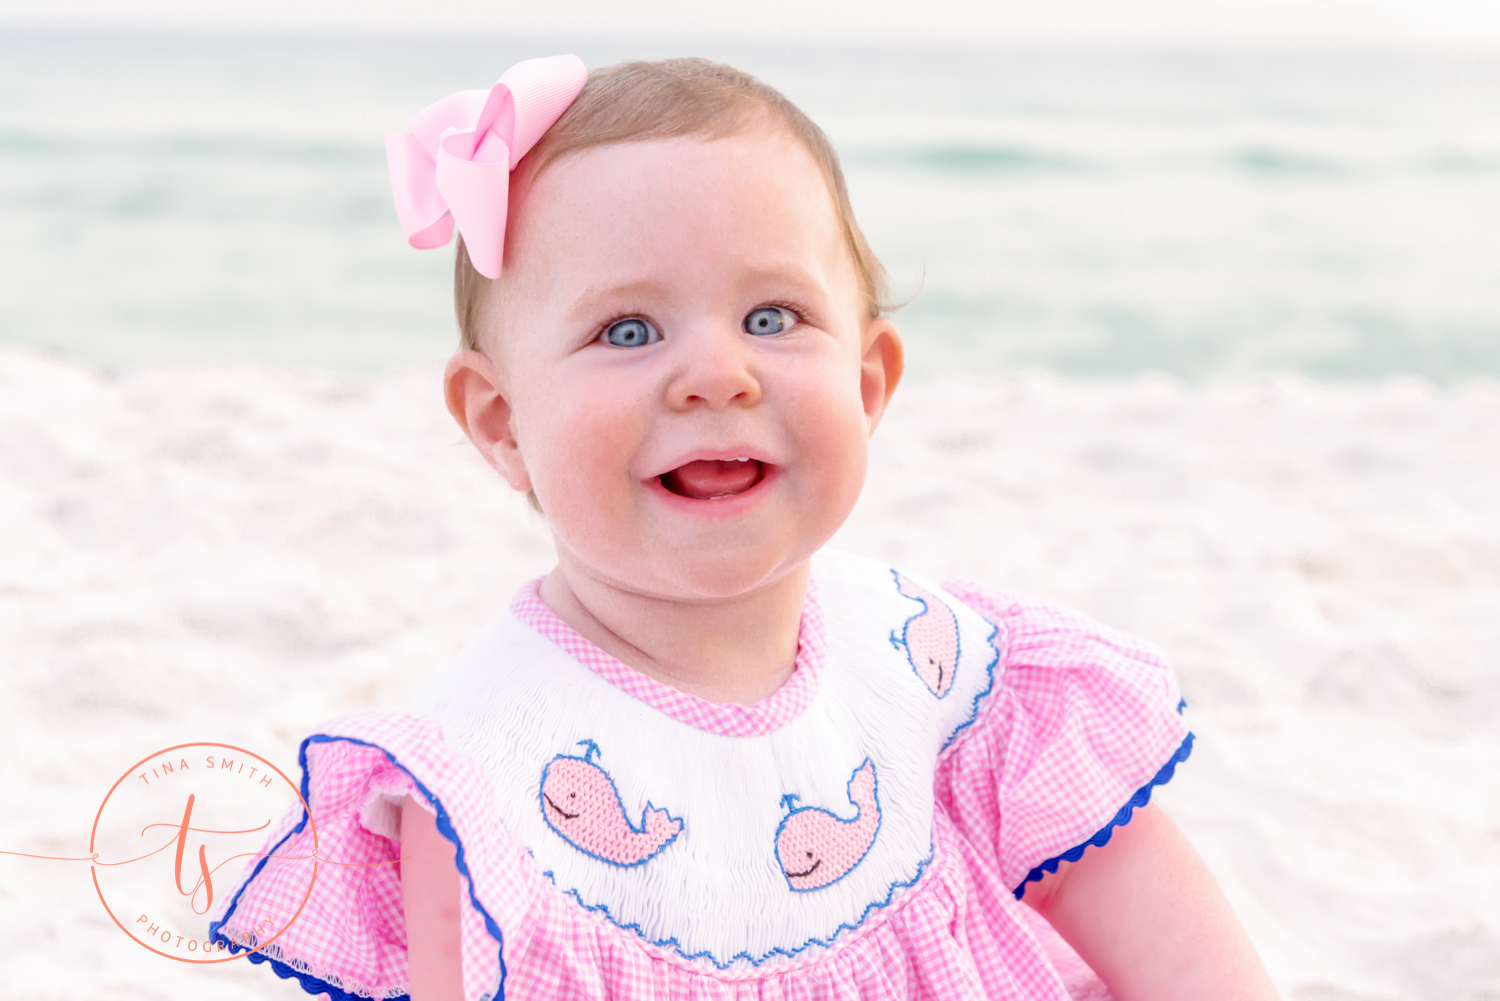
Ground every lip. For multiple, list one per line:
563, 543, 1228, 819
643, 456, 780, 516
644, 447, 776, 480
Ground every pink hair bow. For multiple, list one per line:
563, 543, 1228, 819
385, 54, 588, 279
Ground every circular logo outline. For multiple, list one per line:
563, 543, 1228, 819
89, 741, 319, 964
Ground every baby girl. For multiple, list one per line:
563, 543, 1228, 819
211, 55, 1278, 1000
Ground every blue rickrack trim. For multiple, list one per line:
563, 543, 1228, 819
236, 948, 395, 1001
1011, 728, 1196, 901
541, 841, 936, 970
209, 732, 507, 1000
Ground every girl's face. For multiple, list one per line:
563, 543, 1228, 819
447, 125, 903, 602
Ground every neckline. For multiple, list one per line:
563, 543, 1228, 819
507, 578, 826, 737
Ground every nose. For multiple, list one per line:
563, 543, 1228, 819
665, 325, 762, 411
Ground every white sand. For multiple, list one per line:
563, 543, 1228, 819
1, 347, 1497, 1000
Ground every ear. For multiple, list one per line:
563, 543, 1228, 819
443, 350, 533, 492
859, 317, 904, 435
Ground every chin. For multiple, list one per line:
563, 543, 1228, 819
653, 550, 802, 601
628, 527, 824, 601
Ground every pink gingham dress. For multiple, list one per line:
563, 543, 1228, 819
211, 550, 1191, 1000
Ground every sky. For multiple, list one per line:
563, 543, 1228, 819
2, 0, 1499, 49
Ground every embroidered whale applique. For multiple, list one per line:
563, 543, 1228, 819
539, 740, 683, 867
889, 571, 960, 698
775, 759, 881, 891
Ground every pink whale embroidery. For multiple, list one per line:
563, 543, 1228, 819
539, 740, 683, 867
889, 571, 960, 698
775, 759, 881, 891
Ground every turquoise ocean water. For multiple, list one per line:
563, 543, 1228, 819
1, 31, 1498, 380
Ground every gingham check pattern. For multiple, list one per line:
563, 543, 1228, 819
508, 578, 827, 737
210, 713, 524, 1000
933, 582, 1190, 898
214, 579, 1190, 1000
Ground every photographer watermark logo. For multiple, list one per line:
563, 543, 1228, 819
83, 742, 319, 963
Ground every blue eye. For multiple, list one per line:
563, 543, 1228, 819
744, 306, 796, 336
601, 317, 661, 348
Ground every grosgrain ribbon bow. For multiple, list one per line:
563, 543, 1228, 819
385, 54, 588, 280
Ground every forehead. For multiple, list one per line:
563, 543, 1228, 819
499, 126, 858, 310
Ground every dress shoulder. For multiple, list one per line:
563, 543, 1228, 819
210, 710, 540, 1001
934, 580, 1193, 899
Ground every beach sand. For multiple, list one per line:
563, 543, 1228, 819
2, 346, 1497, 999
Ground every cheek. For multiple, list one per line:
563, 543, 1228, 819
789, 373, 872, 508
518, 379, 646, 517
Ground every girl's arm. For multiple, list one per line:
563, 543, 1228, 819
1024, 802, 1280, 1000
401, 793, 464, 1001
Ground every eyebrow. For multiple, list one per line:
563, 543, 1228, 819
566, 277, 674, 326
738, 265, 832, 303
566, 263, 837, 324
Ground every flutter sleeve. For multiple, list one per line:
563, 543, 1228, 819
209, 712, 543, 1001
935, 581, 1193, 900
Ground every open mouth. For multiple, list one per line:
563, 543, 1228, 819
659, 458, 767, 500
